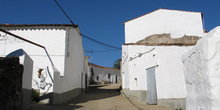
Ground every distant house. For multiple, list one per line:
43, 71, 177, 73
0, 24, 88, 104
121, 9, 205, 109
89, 63, 120, 84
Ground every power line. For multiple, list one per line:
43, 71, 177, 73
84, 49, 121, 53
53, 0, 122, 50
54, 0, 75, 26
81, 34, 121, 50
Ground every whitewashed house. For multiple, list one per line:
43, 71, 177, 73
183, 26, 220, 110
0, 24, 88, 104
89, 63, 120, 84
121, 9, 205, 109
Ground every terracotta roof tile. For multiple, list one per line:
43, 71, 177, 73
123, 42, 197, 46
89, 63, 120, 71
0, 24, 78, 27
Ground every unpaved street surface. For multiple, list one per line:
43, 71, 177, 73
29, 84, 174, 110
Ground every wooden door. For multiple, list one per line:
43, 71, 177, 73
146, 67, 157, 105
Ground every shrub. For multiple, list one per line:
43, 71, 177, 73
31, 89, 40, 103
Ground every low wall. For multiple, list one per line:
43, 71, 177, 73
52, 88, 82, 104
22, 88, 32, 110
121, 89, 147, 103
121, 89, 185, 109
158, 98, 186, 110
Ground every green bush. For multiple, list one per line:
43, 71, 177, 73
31, 89, 40, 103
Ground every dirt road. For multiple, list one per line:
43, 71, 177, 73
29, 84, 174, 110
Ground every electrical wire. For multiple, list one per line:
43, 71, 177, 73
84, 49, 121, 53
81, 34, 121, 50
53, 0, 122, 50
54, 0, 75, 26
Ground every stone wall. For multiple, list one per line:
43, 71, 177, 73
136, 33, 201, 46
0, 57, 23, 110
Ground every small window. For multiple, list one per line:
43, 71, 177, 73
135, 78, 138, 87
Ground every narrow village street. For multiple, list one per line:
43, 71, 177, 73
29, 84, 174, 110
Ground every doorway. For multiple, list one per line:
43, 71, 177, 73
115, 75, 118, 83
146, 66, 157, 105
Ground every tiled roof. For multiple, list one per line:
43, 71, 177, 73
0, 24, 78, 27
89, 63, 120, 71
123, 42, 197, 46
0, 24, 78, 31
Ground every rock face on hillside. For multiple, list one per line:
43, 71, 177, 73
136, 33, 201, 46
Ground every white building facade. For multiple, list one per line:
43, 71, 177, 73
0, 24, 88, 104
89, 63, 120, 84
122, 9, 205, 109
124, 9, 204, 43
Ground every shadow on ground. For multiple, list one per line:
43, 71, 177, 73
29, 84, 121, 110
65, 84, 121, 105
29, 104, 83, 110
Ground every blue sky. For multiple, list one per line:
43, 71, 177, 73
0, 0, 220, 67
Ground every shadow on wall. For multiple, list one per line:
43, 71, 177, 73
39, 93, 53, 104
31, 89, 53, 105
32, 66, 54, 104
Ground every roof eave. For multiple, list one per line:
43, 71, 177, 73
0, 24, 78, 28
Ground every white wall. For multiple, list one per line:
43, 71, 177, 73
124, 9, 204, 43
0, 26, 85, 104
6, 49, 33, 90
0, 29, 66, 93
122, 46, 129, 89
122, 45, 193, 99
90, 64, 120, 83
53, 27, 85, 93
156, 46, 192, 99
183, 26, 220, 110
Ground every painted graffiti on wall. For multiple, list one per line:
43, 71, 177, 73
37, 66, 53, 94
